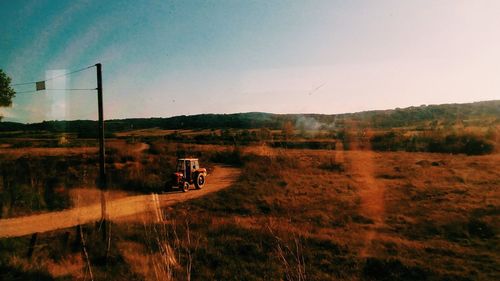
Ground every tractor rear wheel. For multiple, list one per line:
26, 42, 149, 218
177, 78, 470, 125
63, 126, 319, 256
195, 174, 205, 189
182, 182, 189, 192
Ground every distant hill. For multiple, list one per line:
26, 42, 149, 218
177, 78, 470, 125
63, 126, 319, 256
1, 100, 498, 134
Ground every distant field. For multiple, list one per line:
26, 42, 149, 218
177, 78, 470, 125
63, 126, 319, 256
114, 128, 184, 137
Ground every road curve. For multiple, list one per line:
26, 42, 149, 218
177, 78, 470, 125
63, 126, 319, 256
0, 166, 240, 238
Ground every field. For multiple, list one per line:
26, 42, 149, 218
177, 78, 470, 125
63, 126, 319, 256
0, 110, 499, 280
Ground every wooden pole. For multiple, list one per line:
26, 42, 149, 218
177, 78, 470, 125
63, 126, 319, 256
96, 63, 108, 243
96, 63, 106, 192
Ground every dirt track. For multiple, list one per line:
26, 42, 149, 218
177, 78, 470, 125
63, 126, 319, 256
347, 151, 386, 257
0, 166, 240, 238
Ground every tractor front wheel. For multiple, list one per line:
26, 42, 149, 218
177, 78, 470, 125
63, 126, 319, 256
182, 182, 189, 192
195, 174, 205, 189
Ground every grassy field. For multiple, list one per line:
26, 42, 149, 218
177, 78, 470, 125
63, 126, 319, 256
167, 147, 499, 280
0, 127, 498, 280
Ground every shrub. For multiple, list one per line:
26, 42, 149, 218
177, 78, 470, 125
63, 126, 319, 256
462, 137, 494, 155
44, 177, 70, 210
318, 159, 344, 172
363, 257, 429, 281
468, 219, 495, 239
371, 132, 495, 155
0, 264, 55, 281
208, 147, 244, 166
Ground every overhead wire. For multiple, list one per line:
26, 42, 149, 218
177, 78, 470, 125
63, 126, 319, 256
13, 90, 39, 94
15, 88, 97, 94
45, 88, 97, 91
11, 64, 95, 87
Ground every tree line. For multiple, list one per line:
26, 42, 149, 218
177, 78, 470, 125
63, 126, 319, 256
0, 100, 498, 134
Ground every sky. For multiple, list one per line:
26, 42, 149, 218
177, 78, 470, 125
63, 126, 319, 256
1, 0, 499, 123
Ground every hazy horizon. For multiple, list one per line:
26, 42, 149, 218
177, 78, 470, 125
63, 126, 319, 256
2, 1, 500, 123
3, 99, 497, 124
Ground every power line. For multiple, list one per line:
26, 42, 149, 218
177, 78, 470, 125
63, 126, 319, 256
11, 65, 95, 87
45, 65, 95, 83
14, 90, 38, 94
10, 81, 35, 87
47, 88, 97, 91
15, 88, 97, 94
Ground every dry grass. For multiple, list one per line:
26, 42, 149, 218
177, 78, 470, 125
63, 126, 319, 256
45, 254, 84, 278
161, 146, 499, 280
0, 137, 498, 280
0, 146, 98, 158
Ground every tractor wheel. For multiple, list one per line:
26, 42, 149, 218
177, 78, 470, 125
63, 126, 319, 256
195, 174, 205, 189
182, 182, 189, 192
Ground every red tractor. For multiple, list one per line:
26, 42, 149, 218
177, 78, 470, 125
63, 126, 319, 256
171, 158, 207, 192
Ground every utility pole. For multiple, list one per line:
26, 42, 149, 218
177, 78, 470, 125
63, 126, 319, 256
96, 63, 105, 191
96, 63, 108, 248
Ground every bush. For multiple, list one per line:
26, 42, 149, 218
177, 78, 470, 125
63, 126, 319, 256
318, 159, 344, 172
44, 177, 70, 210
208, 147, 244, 166
270, 141, 336, 150
371, 132, 495, 155
463, 137, 494, 155
468, 219, 495, 239
363, 257, 429, 281
0, 264, 55, 281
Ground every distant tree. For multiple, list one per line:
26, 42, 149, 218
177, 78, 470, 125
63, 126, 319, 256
259, 127, 272, 140
0, 69, 16, 119
282, 121, 295, 140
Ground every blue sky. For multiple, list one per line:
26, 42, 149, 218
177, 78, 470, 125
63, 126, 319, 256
1, 0, 499, 123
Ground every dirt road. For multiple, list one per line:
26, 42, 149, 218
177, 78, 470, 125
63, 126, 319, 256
0, 166, 240, 238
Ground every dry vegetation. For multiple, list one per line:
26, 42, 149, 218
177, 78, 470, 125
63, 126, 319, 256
0, 127, 498, 280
